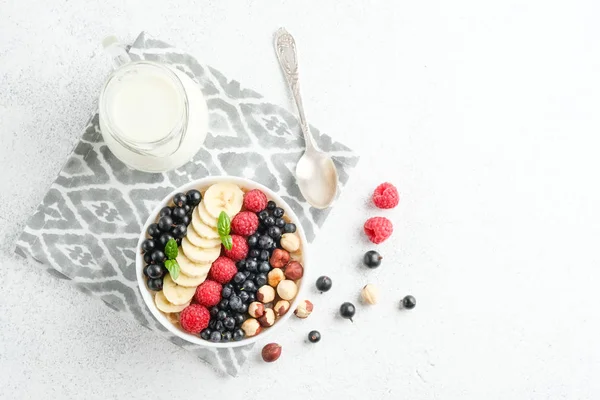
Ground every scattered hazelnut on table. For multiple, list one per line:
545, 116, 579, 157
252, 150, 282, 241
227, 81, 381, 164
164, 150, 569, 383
280, 233, 300, 253
258, 308, 276, 327
361, 284, 379, 305
284, 261, 304, 280
277, 279, 298, 300
257, 285, 276, 303
261, 343, 282, 363
269, 248, 290, 268
267, 268, 285, 287
294, 300, 313, 319
274, 300, 290, 317
248, 301, 265, 318
241, 318, 262, 337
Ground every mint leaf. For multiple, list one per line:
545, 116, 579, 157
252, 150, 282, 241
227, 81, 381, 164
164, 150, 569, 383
218, 211, 231, 238
222, 235, 233, 251
164, 259, 180, 280
165, 239, 178, 260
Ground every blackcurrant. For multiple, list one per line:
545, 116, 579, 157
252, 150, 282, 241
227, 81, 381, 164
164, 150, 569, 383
159, 207, 172, 218
246, 273, 256, 282
147, 278, 163, 291
151, 250, 166, 263
266, 201, 276, 210
158, 216, 173, 232
254, 274, 267, 287
273, 207, 284, 218
183, 204, 192, 215
171, 224, 187, 239
186, 189, 202, 206
157, 233, 174, 249
258, 261, 271, 274
141, 239, 156, 253
143, 265, 151, 277
209, 331, 222, 342
268, 226, 282, 239
200, 328, 212, 340
363, 250, 383, 268
402, 295, 417, 310
316, 276, 332, 292
181, 215, 191, 226
340, 302, 356, 321
147, 223, 160, 238
146, 264, 164, 279
173, 193, 187, 207
172, 207, 186, 222
284, 223, 297, 234
233, 328, 245, 341
143, 252, 153, 265
308, 330, 321, 343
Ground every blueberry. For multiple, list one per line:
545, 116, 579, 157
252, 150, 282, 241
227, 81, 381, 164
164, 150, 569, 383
275, 218, 286, 228
402, 295, 417, 310
210, 331, 222, 342
200, 328, 212, 340
181, 215, 191, 226
171, 224, 187, 239
247, 234, 259, 248
340, 302, 356, 321
284, 223, 297, 234
210, 306, 219, 317
158, 216, 173, 232
246, 259, 258, 272
254, 274, 267, 287
159, 207, 172, 218
233, 272, 246, 284
239, 303, 248, 313
246, 273, 256, 282
214, 321, 224, 332
267, 201, 276, 210
172, 207, 186, 222
217, 310, 227, 321
236, 260, 247, 271
209, 320, 217, 329
151, 250, 166, 263
229, 296, 243, 312
146, 264, 164, 279
186, 189, 202, 206
264, 216, 275, 227
221, 331, 233, 342
273, 207, 284, 218
247, 292, 256, 303
173, 193, 187, 207
222, 285, 233, 299
308, 330, 321, 343
249, 249, 260, 258
363, 250, 383, 268
239, 291, 250, 303
219, 299, 229, 310
241, 280, 256, 292
258, 261, 271, 274
233, 313, 245, 326
260, 210, 271, 221
316, 276, 332, 292
258, 235, 273, 249
157, 233, 174, 249
259, 250, 270, 261
267, 226, 282, 239
233, 328, 245, 341
224, 317, 236, 330
147, 278, 163, 291
143, 252, 153, 265
147, 223, 161, 238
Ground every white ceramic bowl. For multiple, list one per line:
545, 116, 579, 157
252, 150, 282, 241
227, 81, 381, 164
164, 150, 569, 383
135, 176, 308, 348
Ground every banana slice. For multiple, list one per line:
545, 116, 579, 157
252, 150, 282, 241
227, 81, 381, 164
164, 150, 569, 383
162, 274, 196, 305
191, 207, 220, 239
197, 201, 218, 228
176, 251, 212, 277
181, 237, 221, 264
155, 290, 190, 313
187, 221, 221, 248
172, 270, 207, 287
203, 183, 244, 219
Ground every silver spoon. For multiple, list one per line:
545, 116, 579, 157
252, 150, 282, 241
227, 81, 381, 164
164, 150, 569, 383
274, 28, 338, 209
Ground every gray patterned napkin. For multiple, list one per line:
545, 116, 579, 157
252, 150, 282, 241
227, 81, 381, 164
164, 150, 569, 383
15, 31, 359, 376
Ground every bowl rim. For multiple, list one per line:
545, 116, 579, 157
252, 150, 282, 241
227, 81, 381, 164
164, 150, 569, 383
135, 175, 309, 348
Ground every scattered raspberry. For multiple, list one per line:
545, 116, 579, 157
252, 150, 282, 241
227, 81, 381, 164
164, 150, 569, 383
243, 189, 268, 213
372, 182, 400, 209
179, 304, 210, 334
364, 217, 393, 244
223, 234, 249, 261
208, 256, 238, 284
194, 280, 222, 307
231, 211, 259, 236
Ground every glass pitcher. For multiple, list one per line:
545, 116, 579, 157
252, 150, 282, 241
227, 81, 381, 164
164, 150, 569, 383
98, 36, 208, 172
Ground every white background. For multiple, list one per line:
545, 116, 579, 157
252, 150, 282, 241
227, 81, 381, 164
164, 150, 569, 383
1, 0, 600, 398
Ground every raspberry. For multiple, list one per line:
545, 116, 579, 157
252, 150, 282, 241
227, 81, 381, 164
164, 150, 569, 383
243, 189, 268, 213
194, 280, 222, 307
231, 211, 259, 236
179, 304, 210, 334
223, 235, 249, 261
372, 182, 399, 209
208, 256, 238, 284
364, 217, 393, 244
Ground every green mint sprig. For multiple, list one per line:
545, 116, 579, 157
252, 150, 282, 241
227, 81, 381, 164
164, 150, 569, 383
218, 211, 233, 250
163, 238, 180, 279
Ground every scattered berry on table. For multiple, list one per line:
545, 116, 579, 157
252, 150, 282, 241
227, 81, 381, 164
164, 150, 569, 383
401, 295, 416, 310
233, 328, 245, 341
208, 256, 238, 284
186, 189, 202, 206
200, 328, 212, 340
231, 211, 259, 236
316, 276, 333, 292
266, 200, 276, 210
364, 217, 393, 244
146, 264, 165, 279
210, 331, 222, 342
283, 223, 297, 234
273, 207, 284, 218
243, 189, 268, 212
158, 216, 173, 232
223, 235, 249, 261
372, 182, 400, 209
173, 192, 188, 208
363, 250, 383, 268
340, 302, 356, 321
147, 223, 160, 238
308, 330, 321, 343
150, 250, 166, 264
195, 280, 222, 307
179, 304, 210, 334
159, 207, 172, 218
171, 224, 187, 239
261, 343, 282, 362
147, 278, 163, 291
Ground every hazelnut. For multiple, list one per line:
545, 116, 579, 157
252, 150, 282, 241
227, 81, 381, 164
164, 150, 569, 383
248, 301, 265, 318
267, 268, 285, 287
284, 261, 304, 280
256, 285, 276, 303
294, 299, 314, 319
280, 233, 300, 252
274, 300, 290, 317
277, 279, 298, 300
361, 284, 379, 305
258, 308, 276, 327
269, 248, 290, 268
261, 343, 282, 362
241, 318, 262, 337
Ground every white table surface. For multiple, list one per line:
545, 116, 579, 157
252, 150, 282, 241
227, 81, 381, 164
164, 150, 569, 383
2, 0, 600, 398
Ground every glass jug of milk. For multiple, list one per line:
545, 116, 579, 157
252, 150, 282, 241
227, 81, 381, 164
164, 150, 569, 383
99, 37, 208, 172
